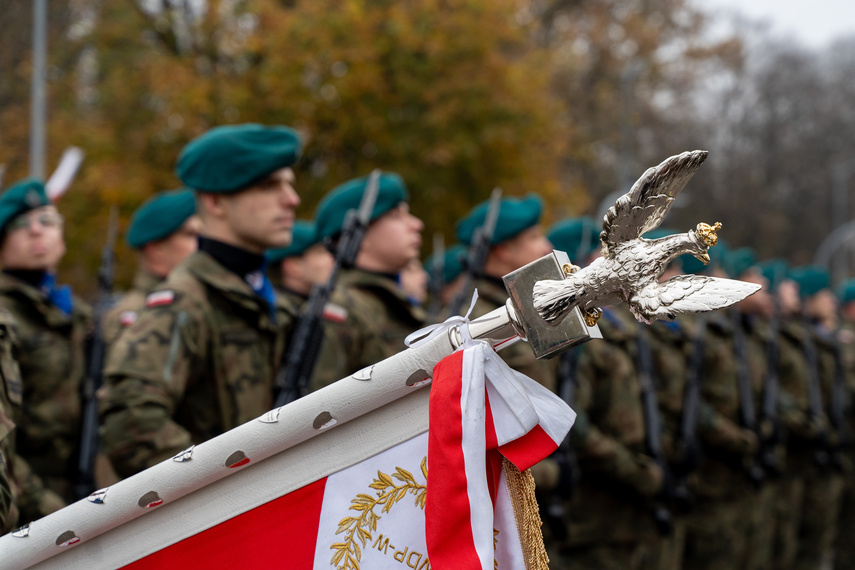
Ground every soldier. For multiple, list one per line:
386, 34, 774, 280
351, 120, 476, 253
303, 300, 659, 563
454, 195, 554, 389
309, 172, 425, 390
788, 266, 846, 570
834, 278, 855, 570
102, 188, 200, 345
266, 220, 333, 309
0, 307, 19, 532
0, 178, 91, 509
680, 247, 766, 570
100, 123, 302, 478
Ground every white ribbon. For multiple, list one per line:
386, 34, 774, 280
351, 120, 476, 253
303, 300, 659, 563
405, 289, 480, 349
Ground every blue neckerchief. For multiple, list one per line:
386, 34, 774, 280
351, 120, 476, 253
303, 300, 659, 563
40, 273, 73, 316
245, 262, 277, 323
602, 307, 623, 330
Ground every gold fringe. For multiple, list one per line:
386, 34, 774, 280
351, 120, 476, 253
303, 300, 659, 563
502, 457, 550, 570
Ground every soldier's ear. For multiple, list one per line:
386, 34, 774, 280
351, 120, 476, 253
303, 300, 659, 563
198, 193, 226, 220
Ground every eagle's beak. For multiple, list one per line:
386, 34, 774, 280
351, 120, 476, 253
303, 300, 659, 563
694, 252, 711, 265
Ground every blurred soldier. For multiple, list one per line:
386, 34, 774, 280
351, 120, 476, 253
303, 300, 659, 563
0, 412, 10, 532
547, 218, 669, 569
309, 172, 425, 391
681, 248, 766, 570
834, 278, 855, 570
102, 188, 200, 345
100, 124, 302, 478
788, 266, 846, 570
0, 178, 91, 510
266, 220, 333, 309
724, 248, 778, 570
424, 243, 467, 309
454, 195, 554, 389
0, 307, 20, 532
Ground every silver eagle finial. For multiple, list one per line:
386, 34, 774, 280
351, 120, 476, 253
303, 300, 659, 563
533, 150, 761, 325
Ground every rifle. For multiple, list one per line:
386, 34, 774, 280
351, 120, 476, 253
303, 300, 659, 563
672, 315, 707, 511
829, 334, 851, 471
731, 310, 766, 488
635, 322, 674, 536
801, 319, 831, 468
540, 347, 581, 541
446, 188, 502, 316
273, 170, 381, 408
76, 205, 119, 499
758, 302, 783, 477
426, 233, 445, 321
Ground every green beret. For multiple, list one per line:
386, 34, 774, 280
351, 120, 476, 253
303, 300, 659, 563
127, 188, 197, 249
642, 227, 677, 241
838, 279, 855, 305
709, 238, 729, 271
757, 258, 789, 292
788, 265, 830, 300
722, 247, 757, 279
547, 217, 601, 263
315, 172, 409, 240
424, 244, 467, 285
266, 220, 319, 262
0, 178, 51, 235
177, 124, 302, 193
679, 253, 708, 275
456, 194, 542, 246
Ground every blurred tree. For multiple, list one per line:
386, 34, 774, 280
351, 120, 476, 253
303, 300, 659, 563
527, 0, 744, 218
0, 0, 569, 296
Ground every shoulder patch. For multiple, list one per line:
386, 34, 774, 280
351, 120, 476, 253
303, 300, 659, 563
119, 310, 139, 327
323, 303, 348, 323
146, 290, 175, 308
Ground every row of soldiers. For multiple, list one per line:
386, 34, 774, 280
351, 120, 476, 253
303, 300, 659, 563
0, 122, 852, 570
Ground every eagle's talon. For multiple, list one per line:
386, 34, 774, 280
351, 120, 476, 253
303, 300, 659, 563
583, 308, 602, 327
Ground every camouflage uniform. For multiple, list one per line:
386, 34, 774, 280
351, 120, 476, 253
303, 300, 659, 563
792, 323, 846, 570
0, 272, 91, 507
0, 308, 19, 532
310, 269, 425, 391
102, 268, 163, 346
100, 250, 295, 478
682, 311, 764, 570
552, 307, 664, 570
834, 321, 855, 570
774, 317, 826, 570
646, 318, 693, 570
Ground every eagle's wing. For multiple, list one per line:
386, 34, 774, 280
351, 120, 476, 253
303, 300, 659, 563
628, 275, 761, 323
601, 150, 708, 256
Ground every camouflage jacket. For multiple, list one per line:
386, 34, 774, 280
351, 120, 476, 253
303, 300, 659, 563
688, 310, 765, 500
100, 251, 296, 478
102, 268, 163, 346
0, 272, 91, 503
777, 318, 828, 471
561, 307, 663, 545
470, 277, 557, 392
646, 318, 692, 459
310, 269, 425, 391
0, 308, 18, 532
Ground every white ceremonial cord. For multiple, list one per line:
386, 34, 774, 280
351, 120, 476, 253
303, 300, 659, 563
405, 290, 479, 349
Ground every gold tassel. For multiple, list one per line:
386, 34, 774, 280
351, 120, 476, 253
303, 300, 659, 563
502, 457, 550, 570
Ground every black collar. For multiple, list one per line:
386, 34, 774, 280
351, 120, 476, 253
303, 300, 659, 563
198, 237, 265, 279
3, 269, 46, 289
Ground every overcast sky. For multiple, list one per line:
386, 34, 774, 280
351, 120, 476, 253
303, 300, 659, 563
696, 0, 855, 48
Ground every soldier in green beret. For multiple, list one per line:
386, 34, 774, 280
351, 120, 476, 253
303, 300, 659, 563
309, 172, 425, 391
0, 178, 91, 515
102, 188, 200, 345
786, 266, 846, 570
455, 194, 555, 389
266, 220, 333, 309
100, 123, 303, 478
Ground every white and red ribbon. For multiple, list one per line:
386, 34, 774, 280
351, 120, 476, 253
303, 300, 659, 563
425, 340, 576, 570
